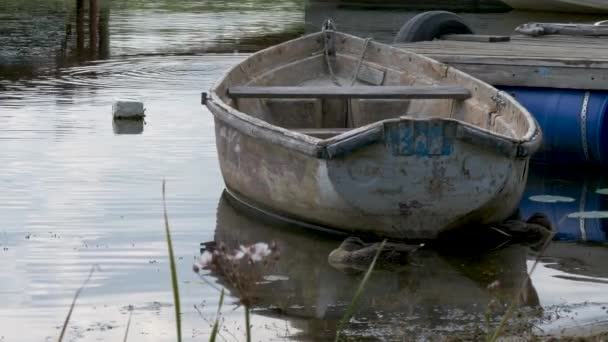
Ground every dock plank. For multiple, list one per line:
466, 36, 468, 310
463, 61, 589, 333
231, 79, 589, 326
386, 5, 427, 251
394, 35, 608, 89
441, 34, 511, 42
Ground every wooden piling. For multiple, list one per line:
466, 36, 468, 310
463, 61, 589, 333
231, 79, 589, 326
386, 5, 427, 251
76, 0, 85, 56
99, 1, 110, 59
89, 0, 99, 57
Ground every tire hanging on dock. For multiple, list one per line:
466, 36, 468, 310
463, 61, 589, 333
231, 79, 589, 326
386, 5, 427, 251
394, 11, 474, 43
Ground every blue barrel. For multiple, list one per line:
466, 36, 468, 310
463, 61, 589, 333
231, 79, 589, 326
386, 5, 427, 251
518, 164, 608, 242
499, 87, 608, 165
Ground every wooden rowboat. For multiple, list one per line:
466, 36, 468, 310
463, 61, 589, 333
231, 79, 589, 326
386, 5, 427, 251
205, 28, 542, 240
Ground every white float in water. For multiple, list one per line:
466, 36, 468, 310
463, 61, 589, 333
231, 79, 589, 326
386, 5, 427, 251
529, 195, 576, 203
112, 100, 145, 119
567, 211, 608, 219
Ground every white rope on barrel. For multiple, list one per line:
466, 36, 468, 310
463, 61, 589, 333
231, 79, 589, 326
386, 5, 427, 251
580, 91, 590, 162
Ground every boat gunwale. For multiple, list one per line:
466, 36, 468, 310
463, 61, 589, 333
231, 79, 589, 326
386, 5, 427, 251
207, 31, 542, 159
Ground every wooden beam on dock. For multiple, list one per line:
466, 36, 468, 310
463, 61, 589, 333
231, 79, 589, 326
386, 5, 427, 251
440, 34, 511, 42
395, 35, 608, 90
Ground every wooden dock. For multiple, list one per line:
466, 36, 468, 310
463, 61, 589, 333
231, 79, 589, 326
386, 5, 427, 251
395, 35, 608, 90
307, 0, 510, 12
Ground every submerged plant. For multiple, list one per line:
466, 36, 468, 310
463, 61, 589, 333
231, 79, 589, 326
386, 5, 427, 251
193, 241, 279, 342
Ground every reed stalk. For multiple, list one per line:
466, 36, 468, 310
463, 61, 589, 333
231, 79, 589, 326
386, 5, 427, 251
122, 306, 134, 342
58, 266, 96, 342
245, 305, 252, 342
334, 239, 386, 342
209, 288, 225, 342
162, 180, 182, 342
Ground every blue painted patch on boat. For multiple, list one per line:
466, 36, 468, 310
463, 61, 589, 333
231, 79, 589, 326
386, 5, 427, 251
385, 120, 454, 157
537, 67, 551, 77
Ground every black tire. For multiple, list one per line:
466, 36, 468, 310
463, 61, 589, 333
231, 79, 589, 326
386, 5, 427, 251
394, 11, 474, 43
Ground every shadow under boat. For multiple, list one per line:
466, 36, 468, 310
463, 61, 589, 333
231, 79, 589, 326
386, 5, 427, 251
203, 191, 543, 340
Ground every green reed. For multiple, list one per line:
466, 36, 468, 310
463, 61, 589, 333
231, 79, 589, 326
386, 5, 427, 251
162, 180, 182, 342
334, 239, 386, 342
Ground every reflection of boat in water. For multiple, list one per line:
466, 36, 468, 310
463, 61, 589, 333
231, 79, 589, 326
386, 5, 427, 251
519, 164, 608, 242
207, 191, 538, 340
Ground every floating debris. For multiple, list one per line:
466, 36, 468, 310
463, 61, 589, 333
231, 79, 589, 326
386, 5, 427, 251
529, 195, 576, 203
112, 100, 145, 119
567, 211, 608, 219
263, 275, 289, 281
596, 188, 608, 195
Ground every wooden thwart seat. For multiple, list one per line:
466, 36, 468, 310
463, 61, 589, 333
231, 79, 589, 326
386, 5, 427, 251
228, 86, 471, 100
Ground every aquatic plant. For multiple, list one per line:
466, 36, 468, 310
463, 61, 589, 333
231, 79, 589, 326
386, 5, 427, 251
162, 180, 182, 342
122, 305, 134, 342
58, 265, 98, 342
334, 239, 386, 342
208, 288, 225, 342
193, 240, 279, 342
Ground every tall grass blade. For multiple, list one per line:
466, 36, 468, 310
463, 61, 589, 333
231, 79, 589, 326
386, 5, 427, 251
58, 266, 96, 342
209, 288, 225, 342
245, 305, 251, 342
123, 306, 134, 342
334, 239, 386, 342
162, 180, 182, 342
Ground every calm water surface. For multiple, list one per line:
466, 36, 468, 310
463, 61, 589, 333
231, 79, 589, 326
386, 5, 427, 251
1, 1, 608, 341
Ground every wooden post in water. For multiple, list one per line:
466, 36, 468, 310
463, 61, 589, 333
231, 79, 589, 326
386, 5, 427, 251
89, 0, 99, 57
76, 0, 85, 58
99, 0, 110, 59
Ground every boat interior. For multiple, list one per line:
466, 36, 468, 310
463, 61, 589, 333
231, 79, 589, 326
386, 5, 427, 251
215, 32, 532, 141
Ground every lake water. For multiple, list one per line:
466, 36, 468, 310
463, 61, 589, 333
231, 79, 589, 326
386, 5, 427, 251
1, 1, 608, 341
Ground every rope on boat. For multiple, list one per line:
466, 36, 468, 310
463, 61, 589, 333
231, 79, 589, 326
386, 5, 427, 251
321, 20, 373, 127
321, 19, 373, 87
350, 38, 372, 86
322, 20, 342, 87
324, 43, 342, 86
346, 38, 372, 127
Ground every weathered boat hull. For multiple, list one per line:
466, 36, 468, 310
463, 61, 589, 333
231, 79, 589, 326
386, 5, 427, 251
212, 111, 532, 239
501, 0, 608, 13
207, 31, 541, 240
